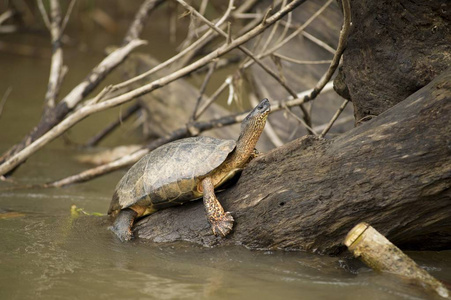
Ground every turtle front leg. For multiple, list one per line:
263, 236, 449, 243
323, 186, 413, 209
109, 208, 138, 241
201, 177, 234, 237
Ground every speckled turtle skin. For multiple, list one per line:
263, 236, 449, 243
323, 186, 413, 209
108, 136, 236, 215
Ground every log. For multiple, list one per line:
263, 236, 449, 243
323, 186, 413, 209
134, 69, 451, 254
345, 223, 449, 298
334, 0, 451, 122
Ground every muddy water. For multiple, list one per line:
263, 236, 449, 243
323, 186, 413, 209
2, 183, 450, 300
1, 185, 450, 300
1, 17, 450, 300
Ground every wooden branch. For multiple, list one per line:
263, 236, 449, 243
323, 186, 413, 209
84, 103, 141, 147
194, 78, 228, 120
308, 0, 351, 100
256, 0, 334, 59
0, 0, 308, 176
177, 0, 312, 128
60, 0, 77, 33
122, 0, 164, 45
0, 39, 146, 170
301, 31, 336, 54
0, 0, 159, 172
272, 53, 332, 65
191, 61, 217, 121
42, 82, 335, 189
0, 87, 12, 118
319, 99, 349, 138
116, 0, 234, 90
134, 69, 451, 254
0, 9, 17, 34
43, 0, 65, 113
345, 223, 449, 298
37, 0, 51, 30
336, 0, 451, 122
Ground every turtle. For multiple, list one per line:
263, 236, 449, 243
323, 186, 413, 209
108, 98, 271, 241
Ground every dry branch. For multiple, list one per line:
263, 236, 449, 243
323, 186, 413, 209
319, 99, 349, 138
115, 0, 235, 90
42, 0, 66, 113
44, 83, 335, 188
0, 1, 159, 172
0, 0, 308, 176
177, 0, 312, 128
84, 103, 141, 147
122, 0, 164, 45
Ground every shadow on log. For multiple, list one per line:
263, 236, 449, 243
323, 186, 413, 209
135, 69, 451, 255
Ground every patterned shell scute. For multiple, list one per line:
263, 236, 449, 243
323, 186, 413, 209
114, 136, 236, 210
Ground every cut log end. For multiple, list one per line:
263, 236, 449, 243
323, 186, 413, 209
345, 223, 449, 298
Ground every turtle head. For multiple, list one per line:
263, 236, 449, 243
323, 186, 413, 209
235, 99, 270, 157
241, 98, 271, 133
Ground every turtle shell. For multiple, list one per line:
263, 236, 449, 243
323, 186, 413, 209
108, 136, 236, 214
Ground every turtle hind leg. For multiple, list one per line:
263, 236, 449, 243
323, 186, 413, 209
109, 208, 138, 242
201, 177, 234, 237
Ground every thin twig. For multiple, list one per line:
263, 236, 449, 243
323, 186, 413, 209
199, 0, 209, 15
233, 0, 259, 16
319, 99, 349, 138
302, 31, 336, 54
305, 0, 351, 102
44, 148, 149, 188
0, 87, 12, 118
191, 61, 217, 121
260, 0, 284, 52
274, 7, 292, 45
257, 0, 334, 60
84, 103, 141, 147
37, 0, 51, 30
115, 0, 234, 90
283, 106, 318, 136
195, 80, 229, 120
61, 0, 77, 33
272, 53, 332, 65
177, 0, 312, 128
122, 0, 164, 45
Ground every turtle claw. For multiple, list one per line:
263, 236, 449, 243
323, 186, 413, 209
211, 212, 234, 237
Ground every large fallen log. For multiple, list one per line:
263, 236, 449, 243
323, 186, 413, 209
134, 70, 451, 255
334, 0, 451, 121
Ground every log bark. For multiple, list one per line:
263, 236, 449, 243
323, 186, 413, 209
134, 69, 451, 254
334, 0, 451, 122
